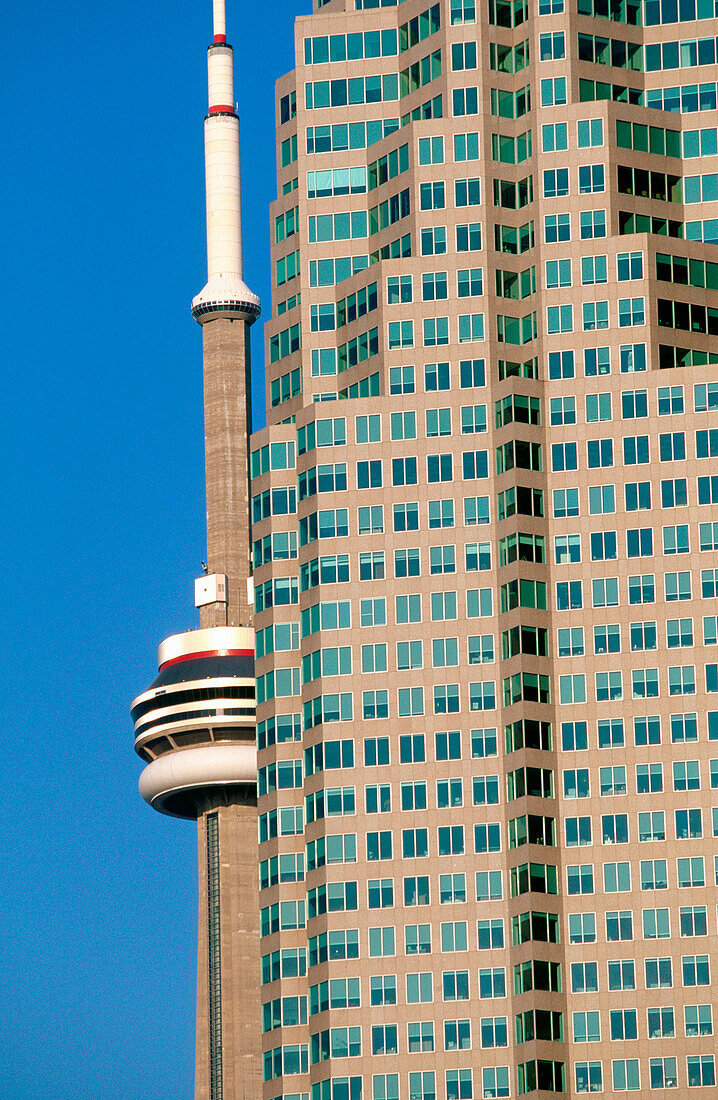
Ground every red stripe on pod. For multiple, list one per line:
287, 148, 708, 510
159, 648, 254, 671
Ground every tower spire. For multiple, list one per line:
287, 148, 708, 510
212, 0, 226, 42
191, 1, 260, 323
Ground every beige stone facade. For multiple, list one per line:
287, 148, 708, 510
250, 0, 718, 1096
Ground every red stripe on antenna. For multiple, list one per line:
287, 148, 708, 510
214, 34, 227, 42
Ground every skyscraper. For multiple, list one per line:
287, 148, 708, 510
131, 3, 261, 1098
252, 0, 718, 1096
132, 0, 718, 1096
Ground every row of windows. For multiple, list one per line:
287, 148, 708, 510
259, 503, 718, 554
297, 215, 700, 302
546, 298, 645, 332
577, 0, 642, 23
268, 1001, 717, 1047
290, 343, 706, 401
561, 760, 718, 796
542, 117, 604, 152
261, 955, 714, 1010
305, 74, 402, 110
383, 269, 487, 312
298, 681, 500, 723
553, 524, 716, 559
309, 254, 369, 288
262, 763, 718, 819
271, 573, 718, 636
266, 932, 712, 1007
264, 1060, 716, 1099
577, 30, 642, 69
261, 801, 716, 857
266, 1004, 711, 1051
262, 616, 716, 664
292, 634, 500, 679
258, 710, 718, 761
303, 28, 401, 65
290, 391, 718, 447
263, 1057, 716, 1097
615, 117, 681, 155
261, 477, 718, 534
306, 119, 399, 156
645, 33, 718, 71
551, 397, 698, 442
543, 163, 605, 197
551, 435, 718, 469
287, 747, 716, 809
578, 77, 643, 106
686, 217, 718, 245
272, 1059, 714, 1099
546, 249, 642, 286
616, 118, 718, 167
560, 714, 718, 750
554, 569, 718, 604
572, 1058, 714, 1094
307, 358, 706, 411
558, 666, 718, 702
292, 544, 495, 588
262, 920, 714, 984
255, 519, 718, 582
270, 568, 717, 627
646, 79, 718, 114
343, 254, 643, 322
563, 812, 715, 846
551, 482, 718, 517
262, 704, 717, 761
416, 220, 482, 255
297, 958, 712, 1004
386, 313, 486, 347
261, 816, 718, 868
266, 1003, 712, 1051
644, 0, 718, 23
319, 955, 707, 1007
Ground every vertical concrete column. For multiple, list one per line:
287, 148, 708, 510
200, 317, 253, 630
195, 797, 261, 1100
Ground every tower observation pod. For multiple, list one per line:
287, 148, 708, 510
131, 2, 261, 1098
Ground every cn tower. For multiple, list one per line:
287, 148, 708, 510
130, 3, 261, 1098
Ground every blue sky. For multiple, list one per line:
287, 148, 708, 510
0, 1, 309, 1095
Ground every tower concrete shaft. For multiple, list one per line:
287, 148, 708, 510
190, 1, 262, 1095
131, 1, 261, 1097
200, 317, 253, 630
194, 799, 261, 1100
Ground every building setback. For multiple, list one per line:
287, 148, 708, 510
252, 0, 718, 1097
